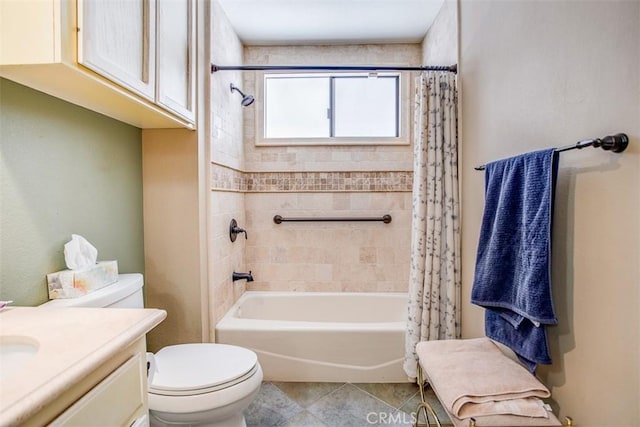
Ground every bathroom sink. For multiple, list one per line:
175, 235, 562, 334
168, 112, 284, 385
0, 337, 39, 381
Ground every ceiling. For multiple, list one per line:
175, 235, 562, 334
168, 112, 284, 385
216, 0, 446, 45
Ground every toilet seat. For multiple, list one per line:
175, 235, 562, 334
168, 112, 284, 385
149, 343, 258, 397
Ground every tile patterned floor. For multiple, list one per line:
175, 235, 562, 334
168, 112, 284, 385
244, 382, 452, 427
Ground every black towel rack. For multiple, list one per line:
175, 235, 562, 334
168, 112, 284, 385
474, 133, 629, 170
273, 215, 392, 224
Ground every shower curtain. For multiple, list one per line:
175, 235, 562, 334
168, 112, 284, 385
403, 71, 461, 379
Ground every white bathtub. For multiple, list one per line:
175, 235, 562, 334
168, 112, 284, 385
215, 291, 409, 383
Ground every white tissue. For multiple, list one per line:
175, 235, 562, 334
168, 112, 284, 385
63, 234, 98, 270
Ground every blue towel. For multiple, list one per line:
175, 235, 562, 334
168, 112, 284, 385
485, 310, 552, 372
471, 148, 558, 372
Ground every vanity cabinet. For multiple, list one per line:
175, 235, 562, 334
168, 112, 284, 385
0, 0, 195, 128
48, 354, 148, 427
15, 336, 153, 427
0, 308, 165, 427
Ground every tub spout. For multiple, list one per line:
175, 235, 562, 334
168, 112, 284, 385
232, 271, 254, 282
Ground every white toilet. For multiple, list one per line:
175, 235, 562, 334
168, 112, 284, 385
41, 274, 263, 427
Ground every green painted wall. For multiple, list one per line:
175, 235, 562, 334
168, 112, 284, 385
0, 78, 144, 306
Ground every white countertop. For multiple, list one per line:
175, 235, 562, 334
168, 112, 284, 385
0, 306, 166, 426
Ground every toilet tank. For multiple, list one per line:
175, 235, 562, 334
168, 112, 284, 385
41, 274, 144, 308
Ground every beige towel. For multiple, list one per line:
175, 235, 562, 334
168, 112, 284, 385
416, 338, 551, 419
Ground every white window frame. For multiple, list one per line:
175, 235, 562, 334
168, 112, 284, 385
254, 71, 411, 146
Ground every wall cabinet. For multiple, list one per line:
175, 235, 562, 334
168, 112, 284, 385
78, 0, 157, 102
0, 0, 195, 129
156, 0, 196, 120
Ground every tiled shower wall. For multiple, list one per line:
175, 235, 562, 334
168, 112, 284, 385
245, 191, 412, 292
210, 2, 246, 328
210, 167, 413, 293
236, 45, 418, 293
210, 42, 420, 325
243, 44, 420, 172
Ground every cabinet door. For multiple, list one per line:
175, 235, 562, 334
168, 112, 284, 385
49, 354, 146, 426
78, 0, 156, 101
156, 0, 195, 121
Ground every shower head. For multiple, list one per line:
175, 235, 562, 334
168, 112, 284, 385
230, 83, 255, 107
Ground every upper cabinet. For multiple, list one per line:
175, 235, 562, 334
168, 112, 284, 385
156, 0, 196, 119
0, 0, 196, 129
78, 0, 157, 101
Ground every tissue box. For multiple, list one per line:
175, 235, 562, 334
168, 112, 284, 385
47, 261, 119, 299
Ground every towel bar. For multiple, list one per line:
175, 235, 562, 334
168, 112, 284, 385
273, 214, 392, 224
474, 133, 628, 170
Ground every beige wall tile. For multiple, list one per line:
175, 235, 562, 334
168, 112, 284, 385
211, 1, 244, 170
244, 192, 410, 293
243, 44, 420, 172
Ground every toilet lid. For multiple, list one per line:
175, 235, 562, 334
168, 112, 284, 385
149, 343, 258, 393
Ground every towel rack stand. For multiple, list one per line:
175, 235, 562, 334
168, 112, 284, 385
474, 133, 628, 170
273, 214, 392, 224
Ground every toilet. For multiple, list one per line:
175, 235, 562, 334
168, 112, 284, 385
41, 274, 263, 427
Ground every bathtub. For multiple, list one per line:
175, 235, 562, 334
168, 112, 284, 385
215, 291, 409, 383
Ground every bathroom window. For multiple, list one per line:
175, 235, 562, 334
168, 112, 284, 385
255, 72, 409, 146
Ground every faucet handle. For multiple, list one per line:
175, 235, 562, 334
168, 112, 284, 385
229, 219, 248, 241
237, 227, 248, 239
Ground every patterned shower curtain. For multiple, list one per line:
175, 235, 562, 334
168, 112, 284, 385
403, 71, 461, 379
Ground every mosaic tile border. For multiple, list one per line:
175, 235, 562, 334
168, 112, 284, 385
211, 164, 245, 192
211, 164, 413, 193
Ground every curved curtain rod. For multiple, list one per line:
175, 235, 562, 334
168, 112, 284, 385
211, 63, 458, 74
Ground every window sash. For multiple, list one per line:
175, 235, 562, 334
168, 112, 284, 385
264, 73, 400, 140
255, 71, 410, 147
330, 75, 399, 138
